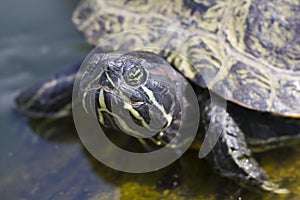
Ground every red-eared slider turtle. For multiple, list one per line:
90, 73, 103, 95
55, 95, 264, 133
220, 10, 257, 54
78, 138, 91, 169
15, 0, 300, 195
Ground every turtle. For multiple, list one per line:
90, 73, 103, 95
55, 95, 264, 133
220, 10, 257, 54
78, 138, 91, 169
15, 0, 300, 195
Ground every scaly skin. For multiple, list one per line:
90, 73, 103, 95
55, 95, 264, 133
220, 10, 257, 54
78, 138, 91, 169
203, 98, 288, 194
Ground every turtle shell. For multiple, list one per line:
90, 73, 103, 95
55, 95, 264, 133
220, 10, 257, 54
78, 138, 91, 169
72, 0, 300, 117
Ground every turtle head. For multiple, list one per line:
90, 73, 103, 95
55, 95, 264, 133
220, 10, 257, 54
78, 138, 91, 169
82, 51, 186, 148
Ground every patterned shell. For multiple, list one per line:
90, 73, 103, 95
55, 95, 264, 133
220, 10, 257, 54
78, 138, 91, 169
72, 0, 300, 117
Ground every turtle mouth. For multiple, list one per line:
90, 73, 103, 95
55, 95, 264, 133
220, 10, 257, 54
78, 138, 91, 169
94, 85, 169, 131
92, 86, 176, 151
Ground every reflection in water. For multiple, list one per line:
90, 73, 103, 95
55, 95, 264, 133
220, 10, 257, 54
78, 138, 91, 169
1, 115, 298, 199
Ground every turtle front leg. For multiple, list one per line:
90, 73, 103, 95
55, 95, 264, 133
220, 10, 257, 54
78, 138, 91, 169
202, 99, 289, 194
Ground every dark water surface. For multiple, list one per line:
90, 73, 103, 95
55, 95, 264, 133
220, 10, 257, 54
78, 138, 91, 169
0, 0, 300, 199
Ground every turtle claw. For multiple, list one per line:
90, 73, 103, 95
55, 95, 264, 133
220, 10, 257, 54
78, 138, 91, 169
261, 181, 289, 194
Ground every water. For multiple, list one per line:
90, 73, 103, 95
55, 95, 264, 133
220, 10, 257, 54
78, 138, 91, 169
0, 0, 300, 199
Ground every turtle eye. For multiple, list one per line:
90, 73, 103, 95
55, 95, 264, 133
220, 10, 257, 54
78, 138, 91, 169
123, 64, 147, 86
